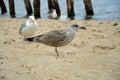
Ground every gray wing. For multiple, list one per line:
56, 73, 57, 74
39, 29, 67, 43
19, 21, 27, 34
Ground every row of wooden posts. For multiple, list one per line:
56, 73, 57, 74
0, 0, 94, 19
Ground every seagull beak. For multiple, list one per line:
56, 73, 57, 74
31, 19, 34, 22
79, 26, 86, 30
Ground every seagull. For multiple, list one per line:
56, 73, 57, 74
25, 24, 86, 56
52, 9, 57, 19
19, 16, 38, 39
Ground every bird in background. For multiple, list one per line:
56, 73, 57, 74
52, 9, 57, 19
19, 16, 38, 39
25, 24, 86, 56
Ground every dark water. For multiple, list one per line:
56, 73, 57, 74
0, 0, 120, 20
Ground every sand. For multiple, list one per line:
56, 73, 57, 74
0, 18, 120, 80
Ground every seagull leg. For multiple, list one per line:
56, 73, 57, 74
55, 47, 59, 56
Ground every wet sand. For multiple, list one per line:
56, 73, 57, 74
0, 18, 120, 80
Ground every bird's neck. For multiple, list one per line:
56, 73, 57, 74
69, 27, 77, 32
28, 20, 34, 24
66, 27, 76, 35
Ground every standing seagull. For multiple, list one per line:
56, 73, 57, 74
25, 24, 86, 56
19, 16, 38, 39
52, 9, 57, 19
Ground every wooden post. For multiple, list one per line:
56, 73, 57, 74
9, 0, 15, 17
24, 0, 33, 16
66, 0, 75, 19
83, 0, 94, 15
33, 0, 40, 18
0, 0, 7, 14
52, 0, 61, 16
47, 0, 53, 13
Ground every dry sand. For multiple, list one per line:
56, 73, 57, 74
0, 18, 120, 80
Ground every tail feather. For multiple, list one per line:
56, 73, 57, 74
25, 35, 43, 42
25, 37, 35, 42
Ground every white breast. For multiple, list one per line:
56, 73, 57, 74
52, 11, 57, 19
20, 22, 38, 38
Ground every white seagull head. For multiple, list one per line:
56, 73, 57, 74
28, 16, 35, 23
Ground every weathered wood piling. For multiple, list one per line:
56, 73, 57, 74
66, 0, 75, 19
24, 0, 33, 16
83, 0, 94, 15
9, 0, 15, 17
52, 0, 61, 16
33, 0, 40, 18
1, 0, 94, 19
48, 0, 53, 13
0, 0, 7, 14
48, 0, 61, 16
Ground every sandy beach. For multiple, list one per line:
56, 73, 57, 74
0, 18, 120, 80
